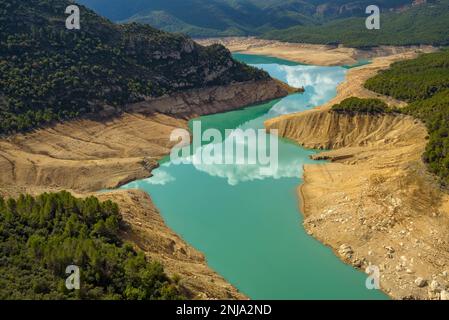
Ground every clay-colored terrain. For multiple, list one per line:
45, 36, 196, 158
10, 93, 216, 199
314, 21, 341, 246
0, 78, 290, 299
266, 54, 449, 299
0, 113, 183, 194
196, 37, 436, 67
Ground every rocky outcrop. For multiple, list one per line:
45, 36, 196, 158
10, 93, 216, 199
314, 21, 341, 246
127, 79, 293, 117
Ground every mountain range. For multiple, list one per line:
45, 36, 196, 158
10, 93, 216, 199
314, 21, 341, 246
76, 1, 430, 36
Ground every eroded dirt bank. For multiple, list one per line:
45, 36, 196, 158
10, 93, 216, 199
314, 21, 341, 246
266, 56, 449, 300
0, 78, 290, 300
196, 37, 436, 66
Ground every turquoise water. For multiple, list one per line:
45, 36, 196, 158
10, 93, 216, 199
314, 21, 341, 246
121, 55, 387, 300
343, 59, 372, 69
232, 53, 303, 66
233, 52, 371, 70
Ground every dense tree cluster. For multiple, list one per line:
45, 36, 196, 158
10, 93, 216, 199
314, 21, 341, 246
364, 51, 449, 102
0, 191, 184, 300
365, 50, 449, 187
0, 0, 269, 135
331, 97, 391, 115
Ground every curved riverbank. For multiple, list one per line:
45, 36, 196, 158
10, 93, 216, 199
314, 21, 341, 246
266, 54, 449, 300
0, 78, 291, 299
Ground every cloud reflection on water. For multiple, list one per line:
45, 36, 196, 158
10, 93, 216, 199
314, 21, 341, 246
151, 64, 346, 186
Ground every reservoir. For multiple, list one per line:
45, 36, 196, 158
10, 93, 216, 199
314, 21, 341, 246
120, 54, 387, 300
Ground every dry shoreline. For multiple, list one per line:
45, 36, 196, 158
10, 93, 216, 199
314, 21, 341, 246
266, 51, 449, 300
196, 37, 436, 67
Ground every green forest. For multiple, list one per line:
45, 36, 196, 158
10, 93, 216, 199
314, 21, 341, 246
0, 191, 184, 300
331, 97, 391, 115
263, 0, 449, 47
365, 50, 449, 187
0, 0, 268, 135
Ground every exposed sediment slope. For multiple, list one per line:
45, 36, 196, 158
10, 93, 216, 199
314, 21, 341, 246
266, 57, 449, 300
268, 110, 424, 150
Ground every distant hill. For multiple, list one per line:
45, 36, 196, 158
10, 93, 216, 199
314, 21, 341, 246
263, 0, 449, 47
0, 0, 268, 134
77, 0, 412, 37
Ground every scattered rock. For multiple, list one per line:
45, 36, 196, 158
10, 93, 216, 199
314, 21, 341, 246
338, 244, 354, 259
440, 290, 449, 300
430, 280, 442, 292
415, 277, 427, 288
385, 246, 395, 253
428, 290, 440, 300
352, 259, 362, 268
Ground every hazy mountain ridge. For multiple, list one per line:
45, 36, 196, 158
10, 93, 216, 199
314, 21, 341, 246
78, 0, 414, 37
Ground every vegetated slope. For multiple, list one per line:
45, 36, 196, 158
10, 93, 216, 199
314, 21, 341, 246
77, 0, 411, 37
263, 0, 449, 47
331, 97, 392, 115
0, 0, 268, 134
0, 191, 184, 300
365, 50, 449, 186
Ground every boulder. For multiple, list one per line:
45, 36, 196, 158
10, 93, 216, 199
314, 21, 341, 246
415, 277, 427, 288
430, 280, 442, 292
440, 290, 449, 300
338, 244, 354, 259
